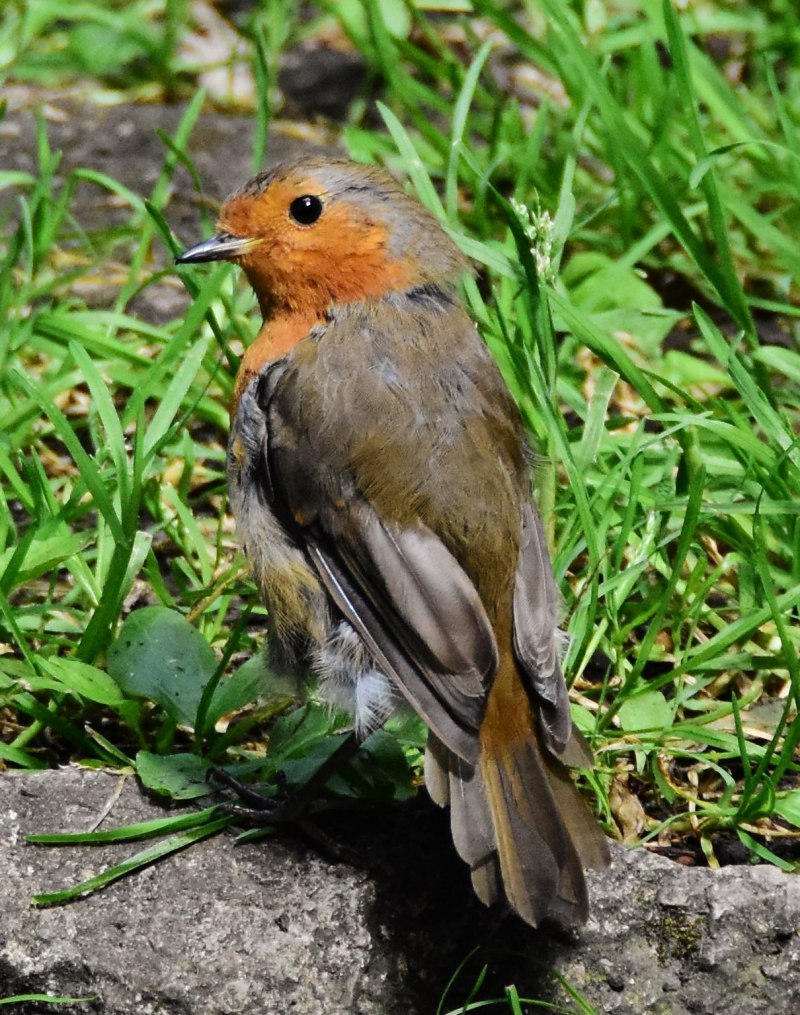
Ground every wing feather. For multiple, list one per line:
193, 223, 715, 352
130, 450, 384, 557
305, 507, 497, 762
512, 502, 573, 754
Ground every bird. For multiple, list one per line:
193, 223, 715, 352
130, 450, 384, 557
176, 156, 609, 928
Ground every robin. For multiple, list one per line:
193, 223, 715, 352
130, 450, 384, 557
176, 157, 609, 927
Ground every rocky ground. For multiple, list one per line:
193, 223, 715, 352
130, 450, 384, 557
2, 767, 799, 1014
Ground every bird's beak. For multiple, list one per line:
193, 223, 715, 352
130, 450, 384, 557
175, 231, 260, 264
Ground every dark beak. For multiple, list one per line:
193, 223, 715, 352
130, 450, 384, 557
175, 231, 260, 264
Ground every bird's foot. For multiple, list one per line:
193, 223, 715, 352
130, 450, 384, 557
209, 732, 364, 865
210, 766, 304, 823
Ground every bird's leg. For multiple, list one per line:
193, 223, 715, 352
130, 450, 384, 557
211, 730, 362, 821
210, 731, 364, 860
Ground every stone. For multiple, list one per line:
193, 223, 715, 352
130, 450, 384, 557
2, 768, 799, 1014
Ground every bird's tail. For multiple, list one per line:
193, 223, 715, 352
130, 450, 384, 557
425, 656, 608, 928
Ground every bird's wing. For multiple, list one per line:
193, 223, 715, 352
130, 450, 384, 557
305, 504, 496, 763
247, 358, 497, 763
512, 502, 592, 765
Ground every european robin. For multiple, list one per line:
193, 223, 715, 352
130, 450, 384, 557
177, 157, 609, 927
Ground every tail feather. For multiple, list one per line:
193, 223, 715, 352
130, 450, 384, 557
426, 736, 497, 866
481, 732, 589, 927
470, 854, 501, 907
541, 747, 611, 872
423, 736, 451, 808
425, 735, 501, 907
424, 679, 608, 928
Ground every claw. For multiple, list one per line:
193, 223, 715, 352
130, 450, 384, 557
208, 733, 365, 864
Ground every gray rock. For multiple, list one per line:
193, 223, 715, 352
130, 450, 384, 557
1, 768, 799, 1014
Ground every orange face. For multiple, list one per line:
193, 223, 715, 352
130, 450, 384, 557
222, 172, 417, 316
176, 158, 466, 319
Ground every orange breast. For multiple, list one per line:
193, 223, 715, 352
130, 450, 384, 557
233, 311, 322, 406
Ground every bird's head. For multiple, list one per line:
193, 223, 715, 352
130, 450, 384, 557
177, 157, 467, 318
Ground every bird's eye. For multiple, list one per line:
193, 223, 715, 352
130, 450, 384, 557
289, 195, 323, 226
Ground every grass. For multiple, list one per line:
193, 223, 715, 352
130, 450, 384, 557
1, 0, 800, 1009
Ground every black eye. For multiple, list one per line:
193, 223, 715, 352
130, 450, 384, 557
289, 195, 323, 225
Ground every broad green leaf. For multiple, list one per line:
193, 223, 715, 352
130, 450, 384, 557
774, 791, 800, 829
207, 654, 275, 725
617, 690, 673, 734
136, 751, 212, 800
356, 728, 415, 801
267, 703, 340, 760
107, 607, 216, 727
